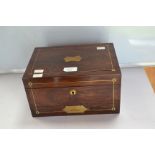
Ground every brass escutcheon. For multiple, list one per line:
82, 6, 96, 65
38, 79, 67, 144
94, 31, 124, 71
69, 89, 77, 95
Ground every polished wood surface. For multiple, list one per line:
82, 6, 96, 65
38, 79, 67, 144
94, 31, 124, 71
144, 67, 155, 92
25, 83, 120, 116
23, 43, 121, 117
23, 43, 121, 81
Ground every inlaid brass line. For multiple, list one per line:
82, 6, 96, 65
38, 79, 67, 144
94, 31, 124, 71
93, 78, 116, 111
30, 88, 39, 114
91, 109, 114, 111
29, 79, 114, 86
107, 45, 115, 71
30, 44, 116, 76
112, 78, 116, 111
29, 78, 116, 114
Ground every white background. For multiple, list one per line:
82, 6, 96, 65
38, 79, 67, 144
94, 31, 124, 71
0, 0, 155, 155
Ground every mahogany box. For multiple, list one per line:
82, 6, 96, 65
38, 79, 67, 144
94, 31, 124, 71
22, 43, 121, 117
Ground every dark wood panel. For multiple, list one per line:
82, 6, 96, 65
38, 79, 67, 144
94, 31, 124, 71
25, 84, 120, 116
23, 43, 121, 81
23, 76, 121, 89
23, 43, 121, 117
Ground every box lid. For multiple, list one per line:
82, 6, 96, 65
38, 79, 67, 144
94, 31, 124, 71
23, 43, 121, 88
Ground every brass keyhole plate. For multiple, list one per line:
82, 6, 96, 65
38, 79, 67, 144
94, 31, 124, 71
69, 89, 77, 95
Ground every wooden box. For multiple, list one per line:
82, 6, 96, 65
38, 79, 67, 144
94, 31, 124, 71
22, 43, 121, 117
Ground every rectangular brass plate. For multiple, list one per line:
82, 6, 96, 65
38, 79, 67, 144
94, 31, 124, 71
63, 105, 88, 113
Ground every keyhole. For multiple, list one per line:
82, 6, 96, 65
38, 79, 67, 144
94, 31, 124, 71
70, 89, 77, 95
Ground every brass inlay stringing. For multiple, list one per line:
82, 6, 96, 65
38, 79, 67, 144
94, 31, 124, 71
30, 88, 40, 114
29, 78, 117, 114
69, 89, 77, 95
63, 105, 88, 113
30, 79, 114, 87
64, 56, 82, 62
112, 78, 116, 111
28, 81, 39, 114
31, 45, 115, 75
106, 45, 115, 72
87, 78, 116, 112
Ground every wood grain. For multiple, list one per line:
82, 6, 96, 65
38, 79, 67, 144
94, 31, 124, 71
144, 67, 155, 92
23, 43, 121, 117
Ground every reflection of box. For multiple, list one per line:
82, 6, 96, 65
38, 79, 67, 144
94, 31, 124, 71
22, 43, 121, 117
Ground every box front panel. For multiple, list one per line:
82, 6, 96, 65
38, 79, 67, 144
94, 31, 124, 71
26, 80, 120, 116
